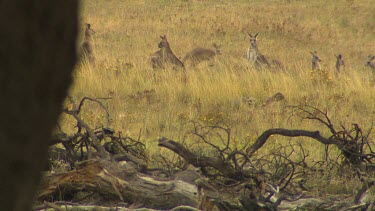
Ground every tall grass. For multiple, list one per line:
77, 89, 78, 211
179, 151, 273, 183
65, 0, 375, 163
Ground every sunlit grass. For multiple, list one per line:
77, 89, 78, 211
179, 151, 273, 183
60, 1, 375, 192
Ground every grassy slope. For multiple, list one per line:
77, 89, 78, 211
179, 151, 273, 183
62, 0, 374, 192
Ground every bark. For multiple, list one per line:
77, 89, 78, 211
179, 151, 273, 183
0, 1, 78, 210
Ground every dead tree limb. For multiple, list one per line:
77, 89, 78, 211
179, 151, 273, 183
113, 154, 147, 172
64, 110, 110, 159
48, 112, 147, 172
158, 137, 245, 180
75, 96, 111, 122
246, 129, 341, 157
292, 105, 375, 167
354, 179, 375, 204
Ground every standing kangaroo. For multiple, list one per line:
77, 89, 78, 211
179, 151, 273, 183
335, 54, 345, 73
310, 51, 322, 70
366, 55, 375, 71
247, 32, 270, 68
151, 35, 185, 70
182, 43, 221, 67
81, 23, 95, 65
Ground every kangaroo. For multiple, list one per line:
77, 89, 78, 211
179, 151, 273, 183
247, 32, 270, 68
335, 54, 345, 73
182, 43, 221, 67
366, 55, 375, 71
310, 51, 322, 70
80, 23, 96, 65
151, 35, 185, 70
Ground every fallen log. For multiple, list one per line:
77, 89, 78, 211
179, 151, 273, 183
34, 203, 199, 211
38, 159, 198, 210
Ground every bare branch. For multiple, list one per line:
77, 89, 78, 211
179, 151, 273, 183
76, 97, 111, 123
247, 128, 339, 156
158, 137, 243, 179
64, 110, 110, 159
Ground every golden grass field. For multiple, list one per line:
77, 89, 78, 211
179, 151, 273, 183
61, 0, 374, 193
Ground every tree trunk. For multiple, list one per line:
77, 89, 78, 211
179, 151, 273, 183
0, 1, 78, 210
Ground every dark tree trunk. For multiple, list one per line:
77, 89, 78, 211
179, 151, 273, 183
0, 1, 78, 210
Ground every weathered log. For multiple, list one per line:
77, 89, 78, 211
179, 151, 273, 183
277, 195, 374, 211
38, 159, 198, 210
34, 203, 199, 211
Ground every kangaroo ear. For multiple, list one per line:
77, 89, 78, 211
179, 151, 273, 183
247, 32, 252, 37
310, 51, 314, 55
254, 32, 259, 38
212, 43, 217, 48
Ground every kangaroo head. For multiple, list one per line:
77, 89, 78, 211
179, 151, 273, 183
311, 51, 322, 62
336, 54, 344, 64
248, 32, 259, 48
158, 35, 169, 49
85, 23, 95, 37
212, 43, 222, 55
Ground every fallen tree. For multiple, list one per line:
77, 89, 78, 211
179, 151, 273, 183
248, 105, 375, 169
36, 101, 375, 210
38, 159, 198, 209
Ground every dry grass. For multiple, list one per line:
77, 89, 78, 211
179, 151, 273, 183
61, 0, 375, 193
